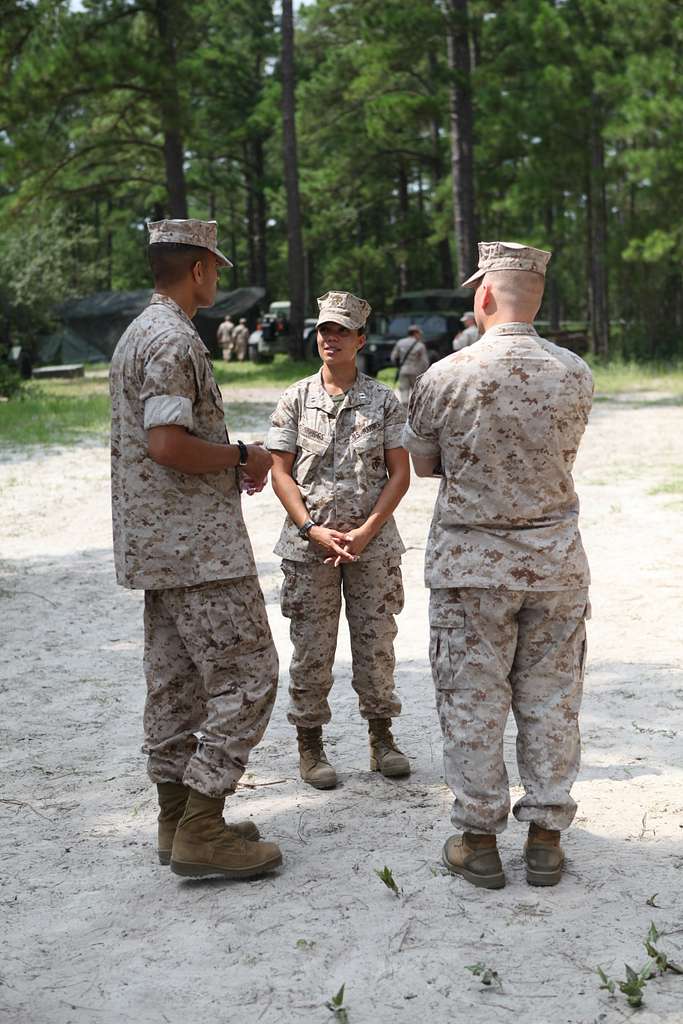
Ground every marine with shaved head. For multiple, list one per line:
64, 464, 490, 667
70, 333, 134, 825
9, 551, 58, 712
403, 241, 593, 890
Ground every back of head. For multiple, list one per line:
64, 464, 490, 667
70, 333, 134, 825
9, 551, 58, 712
483, 269, 545, 322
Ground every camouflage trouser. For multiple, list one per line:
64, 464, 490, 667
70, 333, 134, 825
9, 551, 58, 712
429, 586, 590, 834
397, 373, 418, 409
280, 559, 404, 728
142, 577, 278, 798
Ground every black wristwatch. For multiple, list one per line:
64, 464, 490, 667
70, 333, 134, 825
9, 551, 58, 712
298, 518, 316, 540
236, 439, 248, 466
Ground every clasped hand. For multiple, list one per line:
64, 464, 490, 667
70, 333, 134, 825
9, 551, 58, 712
310, 524, 373, 567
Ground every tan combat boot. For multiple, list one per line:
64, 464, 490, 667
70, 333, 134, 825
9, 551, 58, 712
524, 823, 564, 886
442, 832, 506, 889
170, 789, 282, 879
296, 727, 337, 789
156, 782, 260, 865
368, 718, 410, 778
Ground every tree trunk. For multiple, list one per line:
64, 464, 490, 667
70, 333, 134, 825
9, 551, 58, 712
397, 161, 409, 294
545, 204, 561, 331
587, 96, 609, 358
253, 137, 268, 297
154, 0, 188, 219
281, 0, 306, 358
445, 0, 477, 283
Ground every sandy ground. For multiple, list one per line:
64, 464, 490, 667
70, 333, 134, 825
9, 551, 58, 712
1, 389, 682, 1024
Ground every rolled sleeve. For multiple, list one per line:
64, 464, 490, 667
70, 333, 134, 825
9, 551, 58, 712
265, 424, 298, 452
144, 394, 194, 430
265, 393, 299, 452
401, 421, 440, 457
140, 336, 198, 408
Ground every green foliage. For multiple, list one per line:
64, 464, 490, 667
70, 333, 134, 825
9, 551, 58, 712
2, 0, 683, 358
0, 365, 26, 401
465, 962, 502, 990
325, 983, 349, 1022
374, 865, 401, 897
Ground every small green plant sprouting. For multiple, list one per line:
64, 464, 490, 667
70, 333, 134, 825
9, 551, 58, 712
295, 938, 315, 951
644, 921, 683, 975
325, 983, 349, 1022
374, 865, 401, 898
619, 963, 652, 1008
596, 966, 615, 995
465, 962, 502, 990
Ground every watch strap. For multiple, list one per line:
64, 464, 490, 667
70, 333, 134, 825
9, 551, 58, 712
298, 518, 316, 539
236, 439, 248, 466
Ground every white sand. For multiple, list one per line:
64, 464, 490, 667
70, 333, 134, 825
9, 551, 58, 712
1, 392, 682, 1024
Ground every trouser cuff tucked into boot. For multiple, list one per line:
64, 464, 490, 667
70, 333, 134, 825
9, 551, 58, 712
368, 718, 410, 778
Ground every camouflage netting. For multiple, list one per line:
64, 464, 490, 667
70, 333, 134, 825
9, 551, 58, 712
44, 287, 266, 363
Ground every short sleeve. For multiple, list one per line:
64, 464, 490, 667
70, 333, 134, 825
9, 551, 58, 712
265, 390, 299, 452
140, 336, 198, 430
382, 388, 407, 448
402, 375, 441, 457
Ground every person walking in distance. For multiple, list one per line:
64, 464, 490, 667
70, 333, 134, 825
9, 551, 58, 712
391, 324, 430, 408
233, 317, 250, 362
109, 218, 282, 880
267, 290, 412, 789
403, 241, 593, 889
217, 314, 235, 361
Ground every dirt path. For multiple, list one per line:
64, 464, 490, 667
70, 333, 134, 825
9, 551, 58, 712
1, 393, 682, 1024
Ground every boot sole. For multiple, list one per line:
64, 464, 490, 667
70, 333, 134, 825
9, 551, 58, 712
442, 844, 506, 889
370, 762, 411, 778
525, 863, 563, 886
302, 777, 337, 789
170, 852, 283, 879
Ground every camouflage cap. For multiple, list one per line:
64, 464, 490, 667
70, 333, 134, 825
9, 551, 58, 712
147, 218, 233, 268
461, 241, 551, 288
460, 311, 476, 321
316, 290, 372, 330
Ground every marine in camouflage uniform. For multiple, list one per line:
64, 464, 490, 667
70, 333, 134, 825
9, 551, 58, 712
232, 318, 250, 362
217, 315, 235, 360
404, 241, 593, 888
267, 290, 412, 788
110, 217, 282, 879
452, 312, 480, 352
391, 327, 431, 408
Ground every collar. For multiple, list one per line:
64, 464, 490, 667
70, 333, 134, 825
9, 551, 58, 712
480, 322, 538, 341
305, 370, 372, 412
149, 292, 206, 348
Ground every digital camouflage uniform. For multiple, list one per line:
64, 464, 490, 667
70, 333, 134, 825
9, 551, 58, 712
266, 370, 407, 728
217, 318, 235, 360
232, 322, 250, 362
404, 318, 593, 834
391, 334, 431, 408
110, 291, 278, 798
452, 322, 480, 352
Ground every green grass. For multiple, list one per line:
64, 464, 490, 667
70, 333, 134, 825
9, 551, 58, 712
587, 358, 683, 396
0, 390, 111, 445
212, 354, 320, 387
2, 353, 683, 449
649, 477, 683, 496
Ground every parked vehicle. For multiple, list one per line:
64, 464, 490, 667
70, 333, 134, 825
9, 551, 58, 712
248, 300, 318, 361
362, 290, 472, 376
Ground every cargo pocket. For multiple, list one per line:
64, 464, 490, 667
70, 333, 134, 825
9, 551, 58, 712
280, 560, 305, 620
429, 590, 467, 691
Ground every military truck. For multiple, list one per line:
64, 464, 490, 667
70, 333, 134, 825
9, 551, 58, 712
361, 289, 472, 376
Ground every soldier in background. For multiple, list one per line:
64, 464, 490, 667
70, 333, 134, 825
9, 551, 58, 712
217, 314, 235, 361
109, 218, 282, 880
452, 311, 480, 351
404, 241, 593, 890
233, 317, 250, 362
391, 324, 430, 408
267, 290, 412, 790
